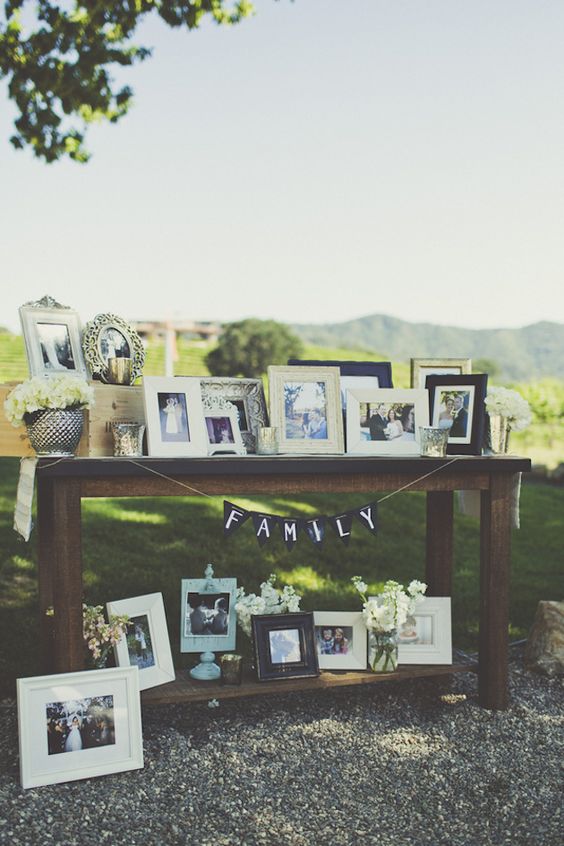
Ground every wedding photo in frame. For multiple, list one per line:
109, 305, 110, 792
410, 358, 472, 390
143, 376, 208, 457
252, 612, 319, 682
345, 388, 429, 455
107, 593, 175, 691
199, 377, 268, 453
397, 597, 452, 665
82, 313, 145, 383
268, 365, 344, 455
19, 296, 88, 379
313, 611, 367, 671
426, 374, 488, 455
180, 576, 237, 654
17, 667, 143, 789
202, 397, 246, 456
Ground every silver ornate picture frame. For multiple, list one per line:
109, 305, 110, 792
19, 295, 88, 379
199, 378, 268, 453
82, 313, 145, 383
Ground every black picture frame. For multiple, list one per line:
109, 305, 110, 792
288, 359, 393, 388
251, 612, 320, 682
425, 374, 488, 455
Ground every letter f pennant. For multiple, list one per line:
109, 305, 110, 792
223, 500, 250, 537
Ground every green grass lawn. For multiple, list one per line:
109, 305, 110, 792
0, 457, 562, 697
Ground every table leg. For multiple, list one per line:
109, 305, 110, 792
479, 474, 514, 710
37, 476, 55, 672
425, 491, 454, 595
50, 478, 84, 673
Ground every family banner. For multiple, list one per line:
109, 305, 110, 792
223, 500, 378, 549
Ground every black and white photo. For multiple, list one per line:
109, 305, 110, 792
268, 628, 302, 663
100, 327, 131, 361
158, 392, 190, 443
37, 322, 75, 371
19, 297, 88, 379
185, 592, 230, 637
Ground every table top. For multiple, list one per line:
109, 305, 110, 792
36, 453, 531, 479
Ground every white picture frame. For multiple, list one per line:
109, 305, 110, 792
199, 377, 268, 453
19, 296, 88, 379
346, 388, 429, 455
397, 597, 452, 665
268, 365, 344, 455
143, 376, 208, 457
202, 396, 247, 456
17, 666, 143, 789
313, 611, 367, 671
410, 358, 472, 390
107, 593, 175, 691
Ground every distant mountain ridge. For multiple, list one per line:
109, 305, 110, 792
291, 315, 564, 382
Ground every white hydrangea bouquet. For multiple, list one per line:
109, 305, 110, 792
235, 574, 302, 637
352, 576, 426, 672
484, 386, 532, 432
4, 374, 94, 426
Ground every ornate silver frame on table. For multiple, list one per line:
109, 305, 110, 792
19, 295, 88, 379
199, 377, 268, 453
82, 313, 145, 383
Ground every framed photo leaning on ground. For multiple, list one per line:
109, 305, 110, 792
426, 374, 488, 455
17, 667, 143, 789
107, 593, 175, 691
19, 295, 88, 379
252, 612, 319, 682
268, 365, 344, 455
143, 376, 208, 457
410, 358, 472, 390
345, 388, 429, 455
396, 597, 452, 665
313, 611, 367, 671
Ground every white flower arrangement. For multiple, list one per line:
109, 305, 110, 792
351, 576, 427, 634
4, 375, 95, 427
235, 573, 302, 637
46, 604, 129, 668
484, 386, 532, 431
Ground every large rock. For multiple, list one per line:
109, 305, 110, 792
524, 600, 564, 677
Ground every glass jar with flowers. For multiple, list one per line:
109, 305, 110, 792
352, 577, 427, 672
484, 387, 532, 454
4, 374, 94, 456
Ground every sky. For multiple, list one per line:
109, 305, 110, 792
1, 0, 563, 334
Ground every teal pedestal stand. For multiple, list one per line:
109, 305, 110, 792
190, 651, 221, 680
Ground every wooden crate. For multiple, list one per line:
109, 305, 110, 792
0, 383, 145, 457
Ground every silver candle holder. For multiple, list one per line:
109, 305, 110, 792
419, 426, 449, 457
111, 421, 145, 457
256, 427, 278, 455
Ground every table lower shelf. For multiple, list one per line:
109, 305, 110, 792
141, 663, 475, 706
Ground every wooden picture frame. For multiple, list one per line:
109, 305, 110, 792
426, 374, 488, 455
313, 611, 367, 671
143, 376, 208, 457
397, 597, 452, 665
19, 295, 88, 379
268, 365, 344, 455
17, 667, 143, 789
410, 358, 472, 390
107, 593, 175, 691
345, 388, 429, 455
252, 612, 319, 682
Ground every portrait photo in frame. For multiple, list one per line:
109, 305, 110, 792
107, 593, 175, 691
180, 574, 237, 654
396, 597, 452, 665
199, 378, 268, 453
345, 388, 429, 455
17, 667, 143, 789
426, 374, 488, 455
82, 313, 145, 383
19, 295, 88, 379
202, 396, 246, 456
268, 365, 344, 455
252, 612, 319, 682
143, 376, 208, 457
288, 360, 393, 411
410, 358, 472, 390
313, 611, 367, 671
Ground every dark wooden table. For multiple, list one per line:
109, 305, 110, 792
36, 454, 530, 710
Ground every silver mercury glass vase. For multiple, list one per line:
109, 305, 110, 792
25, 408, 85, 457
485, 413, 511, 454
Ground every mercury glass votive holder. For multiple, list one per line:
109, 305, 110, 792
256, 427, 278, 455
419, 426, 449, 457
111, 421, 145, 457
106, 357, 133, 385
220, 653, 243, 685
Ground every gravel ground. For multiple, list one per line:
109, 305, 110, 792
1, 652, 562, 846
